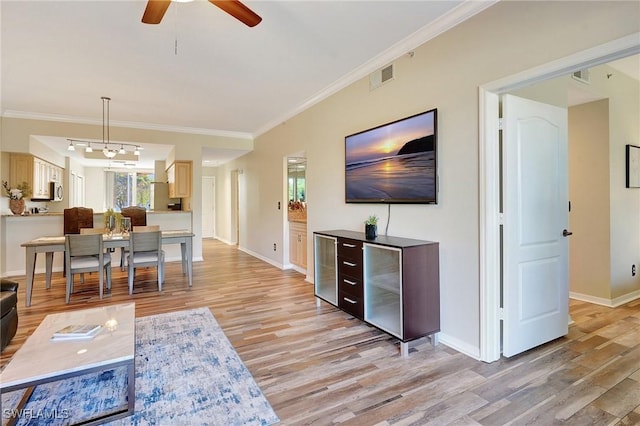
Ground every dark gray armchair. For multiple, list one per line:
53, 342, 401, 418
1, 279, 19, 351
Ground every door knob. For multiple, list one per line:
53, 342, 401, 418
562, 229, 573, 237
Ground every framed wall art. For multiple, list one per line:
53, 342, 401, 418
626, 144, 640, 188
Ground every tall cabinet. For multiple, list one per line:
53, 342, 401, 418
314, 230, 440, 357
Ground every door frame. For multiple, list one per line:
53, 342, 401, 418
479, 33, 640, 362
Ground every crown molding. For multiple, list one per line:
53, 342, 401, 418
253, 0, 498, 137
1, 110, 253, 140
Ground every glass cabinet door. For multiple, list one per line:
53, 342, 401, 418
314, 234, 337, 305
364, 243, 402, 338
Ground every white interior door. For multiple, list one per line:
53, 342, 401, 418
202, 176, 216, 238
502, 94, 569, 357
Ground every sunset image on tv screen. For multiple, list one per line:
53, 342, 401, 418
345, 109, 437, 203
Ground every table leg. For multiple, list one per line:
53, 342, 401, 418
186, 238, 193, 287
25, 247, 37, 307
45, 252, 54, 289
180, 242, 187, 275
5, 386, 35, 426
127, 361, 135, 414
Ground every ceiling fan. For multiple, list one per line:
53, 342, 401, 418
142, 0, 262, 27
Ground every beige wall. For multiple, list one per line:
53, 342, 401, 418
569, 99, 611, 299
218, 1, 640, 356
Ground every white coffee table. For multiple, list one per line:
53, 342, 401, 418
0, 303, 136, 425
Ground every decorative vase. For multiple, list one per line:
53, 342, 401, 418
9, 198, 25, 215
365, 224, 377, 240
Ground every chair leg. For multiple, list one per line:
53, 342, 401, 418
66, 272, 72, 304
99, 264, 103, 299
106, 265, 112, 291
128, 262, 134, 295
157, 262, 162, 292
120, 247, 126, 271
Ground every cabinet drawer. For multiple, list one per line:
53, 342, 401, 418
338, 274, 363, 298
338, 290, 364, 319
338, 257, 362, 279
337, 238, 362, 260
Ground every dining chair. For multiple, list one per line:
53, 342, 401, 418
120, 206, 148, 270
127, 230, 164, 295
121, 206, 147, 226
64, 233, 112, 304
64, 207, 94, 234
63, 207, 94, 277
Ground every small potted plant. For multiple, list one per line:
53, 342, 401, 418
365, 214, 378, 240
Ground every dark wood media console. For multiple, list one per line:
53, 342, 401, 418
314, 230, 440, 357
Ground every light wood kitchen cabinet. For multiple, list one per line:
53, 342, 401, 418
9, 154, 33, 193
10, 154, 63, 200
167, 161, 192, 198
289, 221, 307, 269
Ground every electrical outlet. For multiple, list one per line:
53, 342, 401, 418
273, 243, 277, 251
633, 264, 636, 277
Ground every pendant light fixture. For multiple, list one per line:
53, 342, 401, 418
101, 96, 117, 158
65, 97, 143, 158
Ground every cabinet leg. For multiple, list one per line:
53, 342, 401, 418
316, 298, 321, 308
429, 333, 439, 347
400, 342, 409, 358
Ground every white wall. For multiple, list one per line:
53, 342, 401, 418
217, 1, 640, 357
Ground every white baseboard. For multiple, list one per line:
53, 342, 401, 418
238, 246, 284, 270
570, 290, 640, 308
437, 332, 481, 360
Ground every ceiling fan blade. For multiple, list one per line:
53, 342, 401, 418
142, 0, 172, 25
209, 0, 262, 27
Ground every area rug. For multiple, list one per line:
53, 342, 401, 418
1, 308, 279, 426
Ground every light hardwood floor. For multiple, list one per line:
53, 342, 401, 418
2, 239, 640, 425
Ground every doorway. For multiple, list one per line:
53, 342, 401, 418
479, 34, 640, 362
230, 170, 240, 245
286, 156, 307, 272
202, 176, 216, 238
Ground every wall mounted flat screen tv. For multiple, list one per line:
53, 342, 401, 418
345, 108, 437, 204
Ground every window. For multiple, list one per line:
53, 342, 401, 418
105, 171, 154, 211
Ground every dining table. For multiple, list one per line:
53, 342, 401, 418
20, 230, 194, 307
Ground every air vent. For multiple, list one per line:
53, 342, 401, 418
571, 69, 590, 84
370, 63, 395, 90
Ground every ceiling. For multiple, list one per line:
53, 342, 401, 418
2, 2, 637, 169
1, 0, 496, 168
